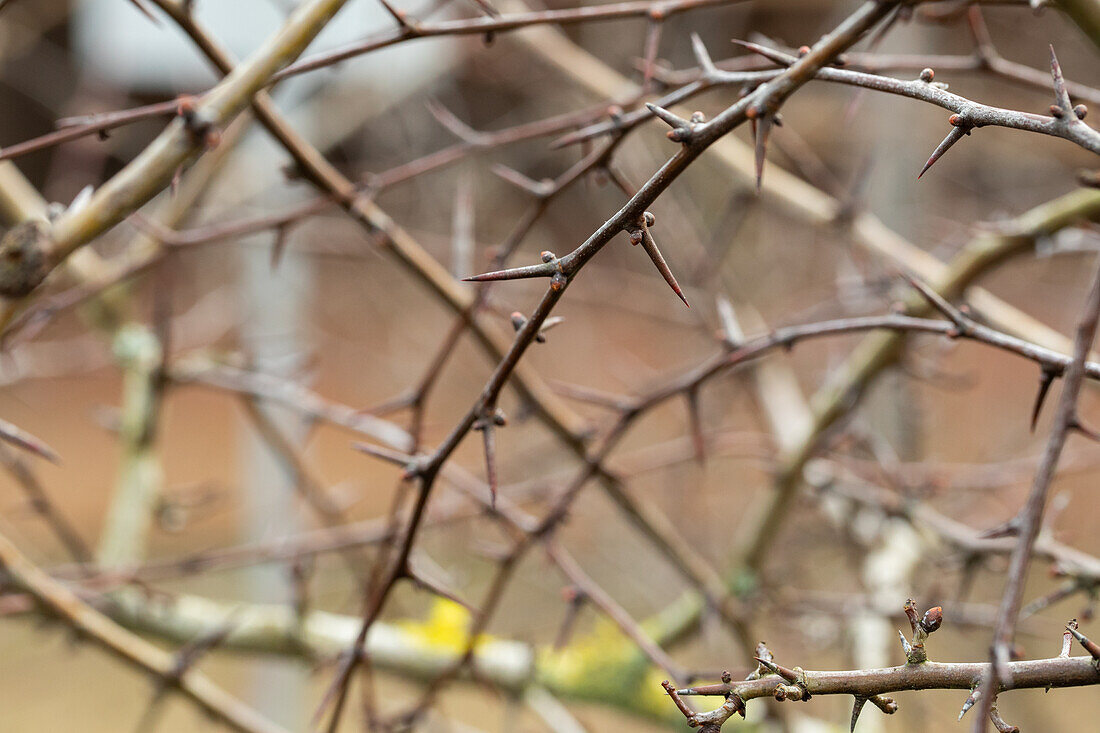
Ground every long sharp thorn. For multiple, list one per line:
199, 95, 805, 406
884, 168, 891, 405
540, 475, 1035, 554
754, 113, 774, 191
482, 425, 497, 509
378, 0, 416, 31
641, 19, 663, 93
959, 688, 981, 720
851, 697, 867, 732
690, 33, 717, 75
753, 656, 797, 682
638, 225, 689, 307
0, 418, 60, 463
1031, 369, 1056, 431
426, 99, 482, 145
467, 0, 500, 18
645, 103, 689, 131
1050, 45, 1072, 112
127, 0, 162, 25
491, 164, 547, 196
1067, 624, 1100, 659
270, 225, 290, 271
732, 39, 793, 66
463, 261, 557, 282
1070, 416, 1100, 442
686, 388, 705, 463
353, 441, 414, 468
918, 125, 967, 179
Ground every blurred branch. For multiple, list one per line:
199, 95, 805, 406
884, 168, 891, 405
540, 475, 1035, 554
0, 529, 291, 733
974, 256, 1100, 729
95, 325, 165, 565
0, 0, 353, 324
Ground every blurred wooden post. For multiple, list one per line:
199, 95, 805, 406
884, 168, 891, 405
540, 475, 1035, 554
238, 199, 314, 726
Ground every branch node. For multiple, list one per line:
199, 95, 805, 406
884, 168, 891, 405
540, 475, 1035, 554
646, 103, 696, 143
0, 220, 52, 298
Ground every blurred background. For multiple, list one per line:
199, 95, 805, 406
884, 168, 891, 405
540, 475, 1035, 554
1, 0, 1099, 731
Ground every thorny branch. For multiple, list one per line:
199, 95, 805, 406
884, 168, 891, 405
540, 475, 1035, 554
2, 0, 1100, 731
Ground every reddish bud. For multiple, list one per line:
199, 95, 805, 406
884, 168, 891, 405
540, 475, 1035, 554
1051, 105, 1065, 118
920, 68, 934, 82
175, 95, 197, 116
1075, 104, 1088, 120
797, 45, 811, 56
920, 606, 943, 634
